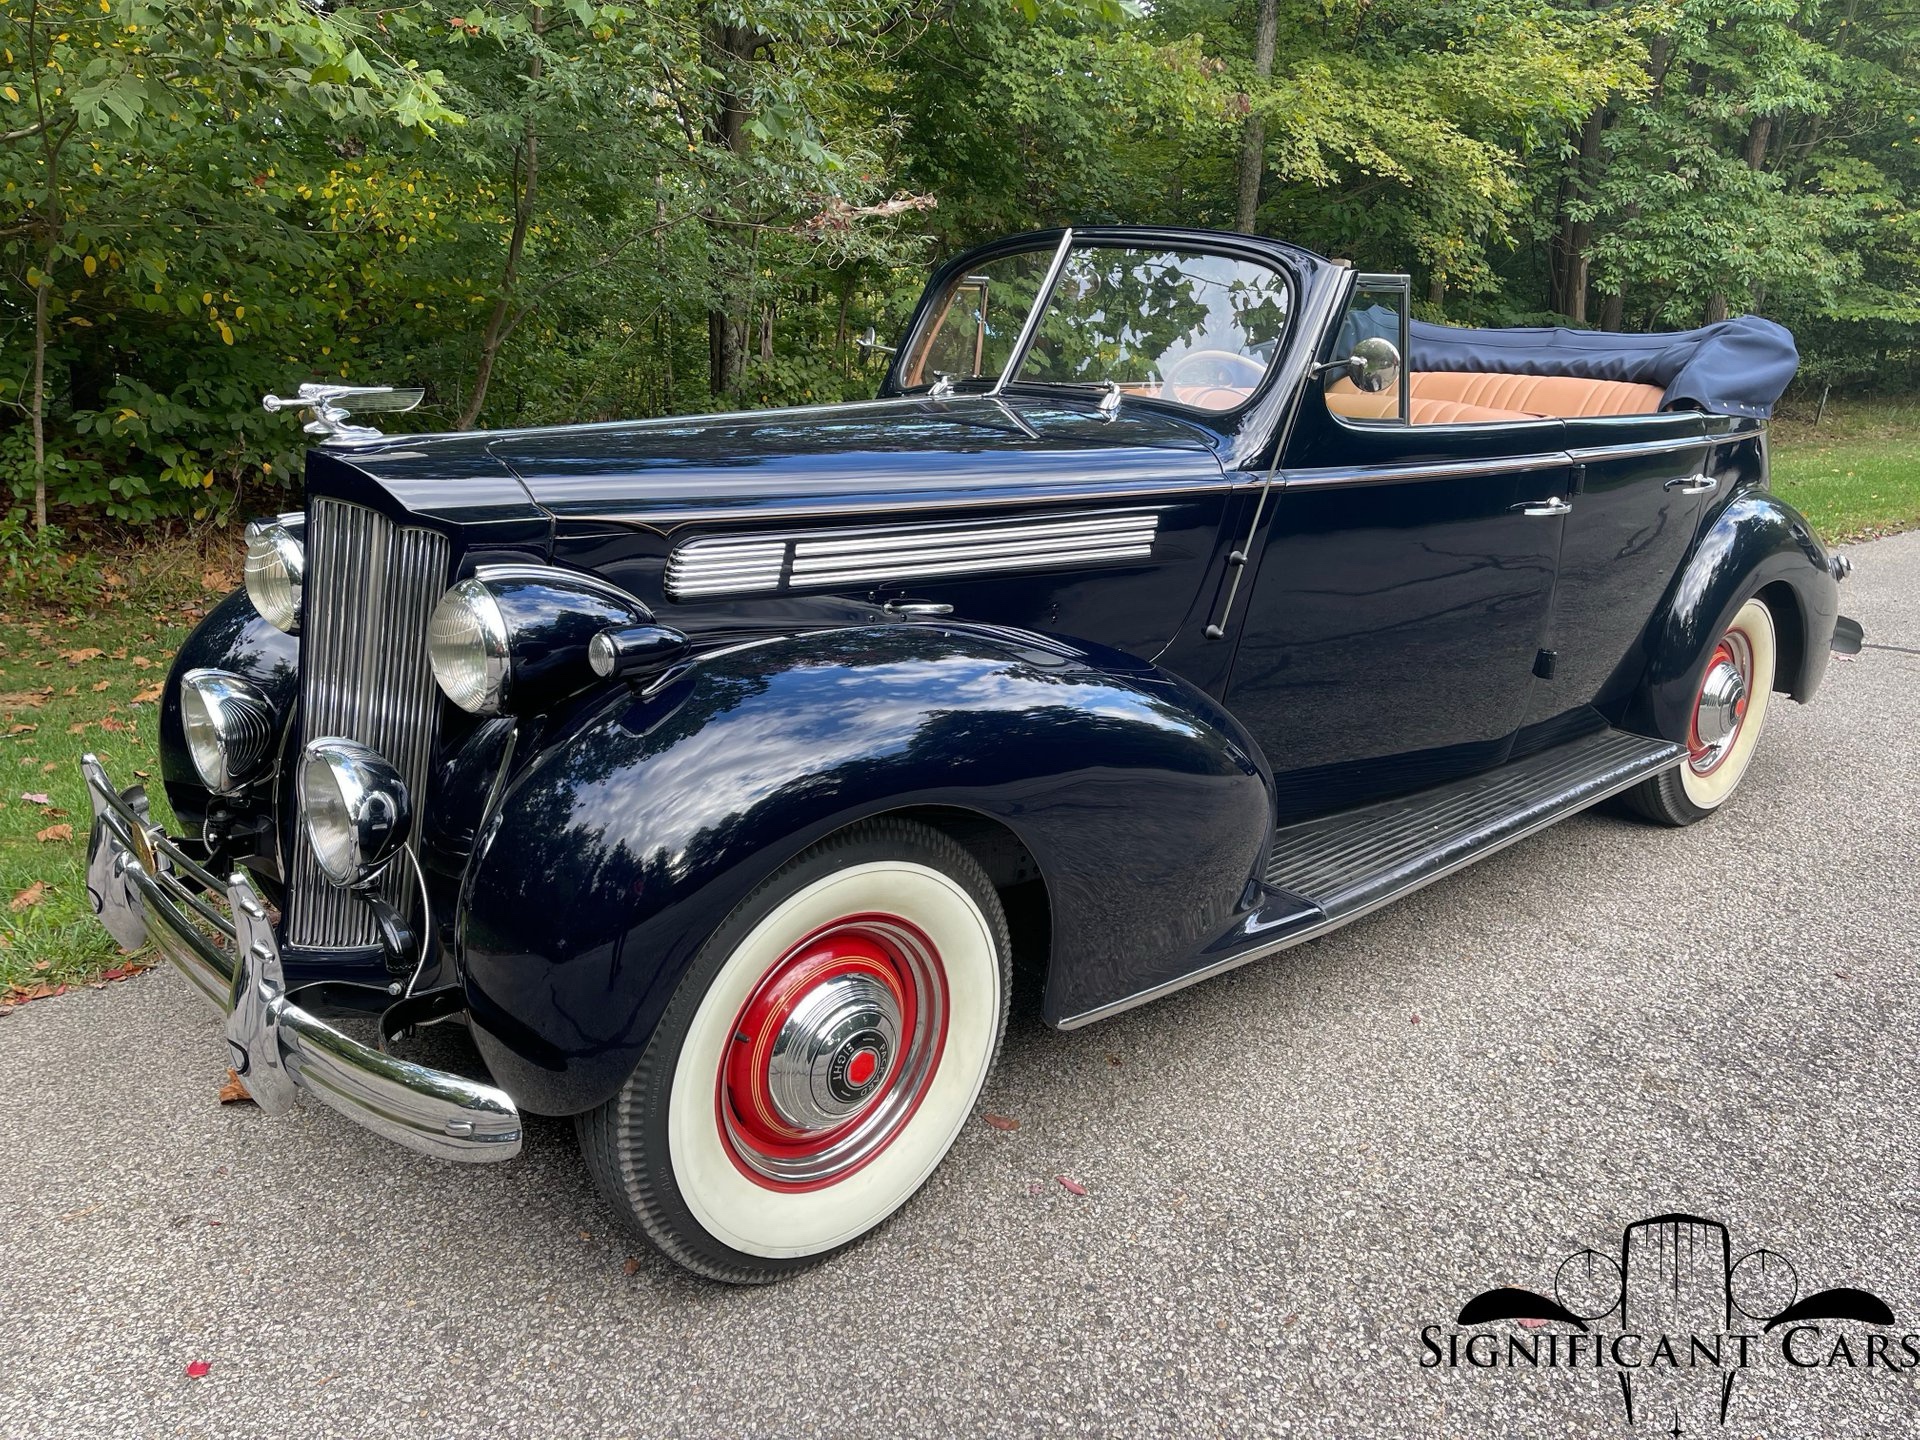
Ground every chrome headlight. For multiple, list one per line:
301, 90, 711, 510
297, 738, 412, 887
243, 519, 305, 633
179, 669, 276, 795
426, 566, 651, 716
427, 578, 512, 715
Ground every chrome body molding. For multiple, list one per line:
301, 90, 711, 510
665, 508, 1163, 600
1279, 451, 1568, 489
81, 754, 522, 1161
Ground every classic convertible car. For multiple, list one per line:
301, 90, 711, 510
83, 225, 1860, 1282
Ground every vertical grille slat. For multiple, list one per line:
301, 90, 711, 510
287, 498, 450, 950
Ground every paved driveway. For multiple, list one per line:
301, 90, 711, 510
3, 532, 1917, 1440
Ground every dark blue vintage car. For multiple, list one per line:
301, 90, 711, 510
82, 226, 1859, 1282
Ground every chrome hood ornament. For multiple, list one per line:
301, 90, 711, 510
261, 382, 425, 446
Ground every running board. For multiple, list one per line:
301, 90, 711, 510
1057, 728, 1683, 1028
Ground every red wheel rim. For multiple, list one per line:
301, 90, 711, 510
716, 913, 948, 1191
1689, 633, 1753, 776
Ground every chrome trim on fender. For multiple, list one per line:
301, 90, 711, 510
80, 754, 522, 1162
666, 508, 1162, 600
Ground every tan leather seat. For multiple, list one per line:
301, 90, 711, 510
1410, 371, 1665, 418
1326, 378, 1532, 425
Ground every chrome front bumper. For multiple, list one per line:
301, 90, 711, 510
81, 754, 522, 1162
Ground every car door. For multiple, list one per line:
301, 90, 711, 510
1519, 412, 1725, 735
1224, 276, 1571, 824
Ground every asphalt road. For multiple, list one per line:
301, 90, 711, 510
3, 532, 1917, 1440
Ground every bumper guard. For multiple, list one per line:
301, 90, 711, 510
81, 754, 521, 1162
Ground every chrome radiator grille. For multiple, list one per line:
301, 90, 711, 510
286, 498, 450, 949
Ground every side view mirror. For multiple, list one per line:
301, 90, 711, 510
1345, 336, 1402, 394
855, 326, 897, 358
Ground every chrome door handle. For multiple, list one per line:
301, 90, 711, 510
1512, 497, 1572, 517
883, 600, 954, 618
1665, 474, 1719, 496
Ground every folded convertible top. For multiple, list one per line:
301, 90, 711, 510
1406, 314, 1799, 420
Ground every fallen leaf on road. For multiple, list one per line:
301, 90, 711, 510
1057, 1175, 1088, 1197
217, 1070, 253, 1105
36, 823, 73, 843
1105, 1054, 1123, 1066
577, 1230, 593, 1242
982, 1113, 1020, 1131
9, 882, 46, 912
622, 1257, 642, 1276
184, 1360, 211, 1379
57, 1205, 101, 1223
1410, 1013, 1421, 1025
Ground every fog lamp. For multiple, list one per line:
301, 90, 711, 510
243, 519, 305, 633
298, 738, 411, 887
179, 669, 276, 795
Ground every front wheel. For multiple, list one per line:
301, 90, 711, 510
1623, 596, 1778, 826
578, 817, 1010, 1283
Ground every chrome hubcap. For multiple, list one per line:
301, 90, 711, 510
720, 916, 947, 1189
1690, 636, 1753, 774
765, 974, 899, 1131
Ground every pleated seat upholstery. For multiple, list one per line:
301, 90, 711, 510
1410, 371, 1667, 418
1326, 371, 1668, 425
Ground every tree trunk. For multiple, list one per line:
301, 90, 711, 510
1233, 0, 1279, 234
458, 7, 546, 430
1552, 109, 1605, 323
31, 259, 48, 531
1703, 293, 1728, 325
703, 20, 759, 398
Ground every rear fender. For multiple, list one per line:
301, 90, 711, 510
1630, 491, 1839, 743
459, 624, 1273, 1115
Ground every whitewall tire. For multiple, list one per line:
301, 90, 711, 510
577, 817, 1010, 1283
1624, 596, 1778, 826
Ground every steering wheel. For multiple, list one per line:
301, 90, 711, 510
1163, 349, 1267, 392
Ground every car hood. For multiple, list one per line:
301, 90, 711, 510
465, 394, 1227, 530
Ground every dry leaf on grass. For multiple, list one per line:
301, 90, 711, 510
59, 648, 103, 664
133, 684, 163, 703
216, 1070, 253, 1105
36, 823, 73, 843
131, 656, 153, 669
0, 692, 47, 710
67, 722, 89, 735
19, 791, 50, 805
9, 881, 46, 912
5, 723, 34, 735
90, 680, 111, 693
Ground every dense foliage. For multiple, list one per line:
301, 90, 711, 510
3, 0, 1916, 528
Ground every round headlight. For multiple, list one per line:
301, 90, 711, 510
297, 738, 412, 887
427, 578, 511, 714
243, 519, 305, 632
179, 669, 276, 795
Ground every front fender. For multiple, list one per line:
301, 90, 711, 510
459, 625, 1273, 1115
1632, 490, 1838, 744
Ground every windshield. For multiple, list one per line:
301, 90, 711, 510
900, 240, 1292, 414
899, 248, 1059, 387
1017, 247, 1290, 412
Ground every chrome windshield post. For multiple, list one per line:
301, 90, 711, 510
990, 228, 1075, 397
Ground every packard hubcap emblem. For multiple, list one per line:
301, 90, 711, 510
765, 974, 901, 1132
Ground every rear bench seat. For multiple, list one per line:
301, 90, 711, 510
1327, 373, 1668, 424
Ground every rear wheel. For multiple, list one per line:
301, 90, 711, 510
577, 817, 1010, 1283
1623, 596, 1777, 826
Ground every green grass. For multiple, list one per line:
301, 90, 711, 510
2, 406, 1916, 1000
1770, 398, 1920, 542
0, 537, 230, 1003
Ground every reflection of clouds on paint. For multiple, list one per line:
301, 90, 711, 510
561, 653, 1201, 884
